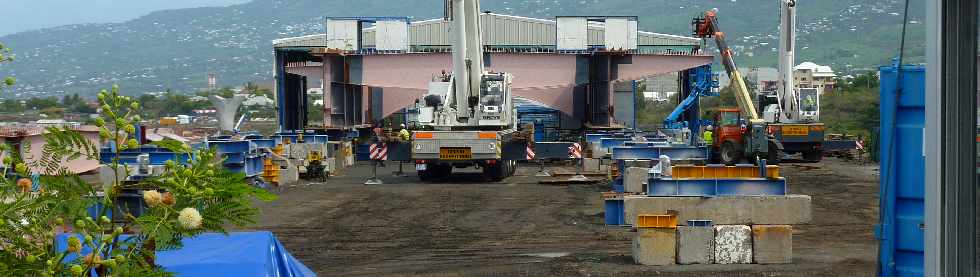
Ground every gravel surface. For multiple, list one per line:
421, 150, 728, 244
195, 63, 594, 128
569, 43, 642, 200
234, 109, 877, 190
246, 158, 879, 276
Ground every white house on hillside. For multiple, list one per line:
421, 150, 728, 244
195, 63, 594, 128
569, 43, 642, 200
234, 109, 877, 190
793, 62, 837, 94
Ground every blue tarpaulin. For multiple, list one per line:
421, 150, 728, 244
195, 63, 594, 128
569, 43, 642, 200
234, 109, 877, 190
55, 231, 315, 277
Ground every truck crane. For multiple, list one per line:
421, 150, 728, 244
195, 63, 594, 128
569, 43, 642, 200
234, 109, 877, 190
411, 0, 520, 181
693, 8, 783, 165
759, 0, 826, 162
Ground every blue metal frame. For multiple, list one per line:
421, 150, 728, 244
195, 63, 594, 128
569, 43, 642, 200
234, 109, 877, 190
646, 177, 786, 196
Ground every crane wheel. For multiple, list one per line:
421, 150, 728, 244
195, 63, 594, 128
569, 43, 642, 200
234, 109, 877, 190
720, 141, 742, 165
803, 150, 823, 163
767, 142, 782, 165
483, 163, 505, 182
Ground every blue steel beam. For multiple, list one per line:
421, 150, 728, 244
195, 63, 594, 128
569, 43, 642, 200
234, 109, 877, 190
647, 177, 786, 196
585, 133, 617, 145
599, 137, 632, 150
610, 146, 709, 161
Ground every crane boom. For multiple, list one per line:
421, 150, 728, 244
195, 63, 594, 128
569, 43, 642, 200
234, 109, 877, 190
776, 0, 799, 122
449, 0, 485, 119
694, 8, 774, 163
694, 9, 760, 121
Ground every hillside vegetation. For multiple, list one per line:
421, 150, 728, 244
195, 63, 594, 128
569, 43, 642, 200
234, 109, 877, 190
0, 0, 922, 98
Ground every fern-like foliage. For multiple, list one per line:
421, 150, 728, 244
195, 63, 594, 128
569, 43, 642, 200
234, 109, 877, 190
29, 127, 99, 175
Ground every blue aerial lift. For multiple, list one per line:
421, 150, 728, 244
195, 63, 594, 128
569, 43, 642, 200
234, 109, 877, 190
663, 64, 718, 142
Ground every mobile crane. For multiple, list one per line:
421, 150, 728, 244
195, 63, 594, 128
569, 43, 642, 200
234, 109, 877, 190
411, 0, 520, 181
759, 0, 826, 162
694, 8, 782, 164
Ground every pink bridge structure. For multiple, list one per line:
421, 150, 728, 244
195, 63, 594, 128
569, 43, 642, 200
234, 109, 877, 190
272, 13, 713, 132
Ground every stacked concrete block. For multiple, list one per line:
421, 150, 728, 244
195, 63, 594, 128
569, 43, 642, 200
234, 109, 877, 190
752, 225, 793, 264
583, 158, 602, 173
714, 225, 753, 264
632, 227, 676, 265
623, 195, 812, 226
624, 167, 648, 193
677, 226, 715, 264
677, 225, 714, 264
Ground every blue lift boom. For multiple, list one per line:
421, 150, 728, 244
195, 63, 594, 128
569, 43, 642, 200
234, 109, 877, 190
663, 65, 718, 135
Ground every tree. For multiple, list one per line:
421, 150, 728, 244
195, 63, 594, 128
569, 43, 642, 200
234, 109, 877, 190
26, 97, 60, 110
0, 85, 275, 276
61, 94, 95, 114
1, 99, 24, 113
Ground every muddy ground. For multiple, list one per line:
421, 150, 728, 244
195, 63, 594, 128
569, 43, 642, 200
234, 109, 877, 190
248, 158, 880, 276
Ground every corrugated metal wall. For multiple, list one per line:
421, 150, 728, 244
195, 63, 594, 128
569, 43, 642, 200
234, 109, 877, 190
350, 14, 697, 48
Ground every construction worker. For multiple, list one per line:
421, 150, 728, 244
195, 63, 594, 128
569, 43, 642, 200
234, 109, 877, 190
702, 125, 714, 146
803, 95, 817, 110
399, 123, 410, 142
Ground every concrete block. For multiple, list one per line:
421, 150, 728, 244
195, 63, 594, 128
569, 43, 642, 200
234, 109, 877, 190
632, 227, 676, 265
677, 226, 714, 264
752, 225, 793, 264
623, 195, 812, 226
714, 225, 752, 264
624, 167, 648, 193
583, 158, 602, 173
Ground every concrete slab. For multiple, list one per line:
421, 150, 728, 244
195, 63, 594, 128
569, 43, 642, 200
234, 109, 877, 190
715, 225, 752, 264
624, 167, 648, 193
752, 225, 793, 264
623, 195, 812, 226
584, 158, 602, 173
632, 227, 676, 265
677, 226, 714, 264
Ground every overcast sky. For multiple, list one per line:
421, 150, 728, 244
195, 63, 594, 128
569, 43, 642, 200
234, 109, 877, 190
0, 0, 251, 36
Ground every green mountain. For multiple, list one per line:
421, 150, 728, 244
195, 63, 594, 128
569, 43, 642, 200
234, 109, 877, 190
0, 0, 924, 98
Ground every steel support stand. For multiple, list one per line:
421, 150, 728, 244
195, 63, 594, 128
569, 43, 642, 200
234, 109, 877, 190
393, 162, 405, 177
534, 159, 551, 177
568, 158, 588, 181
364, 160, 383, 185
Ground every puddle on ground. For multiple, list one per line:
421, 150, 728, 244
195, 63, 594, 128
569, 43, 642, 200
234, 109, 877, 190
520, 252, 571, 258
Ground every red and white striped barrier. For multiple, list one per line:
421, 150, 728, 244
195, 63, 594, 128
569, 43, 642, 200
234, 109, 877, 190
855, 140, 864, 151
568, 142, 582, 159
370, 143, 388, 161
526, 145, 536, 160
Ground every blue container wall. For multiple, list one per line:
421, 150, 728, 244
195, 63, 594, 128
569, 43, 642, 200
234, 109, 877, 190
877, 65, 925, 277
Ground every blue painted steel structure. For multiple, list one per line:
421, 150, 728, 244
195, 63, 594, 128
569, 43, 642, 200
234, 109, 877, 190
598, 137, 632, 152
528, 142, 576, 160
663, 65, 718, 136
517, 102, 561, 142
876, 64, 925, 277
610, 145, 709, 161
204, 140, 267, 177
646, 177, 786, 196
604, 197, 625, 225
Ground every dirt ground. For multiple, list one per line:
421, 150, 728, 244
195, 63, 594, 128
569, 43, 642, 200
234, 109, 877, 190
247, 157, 880, 276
